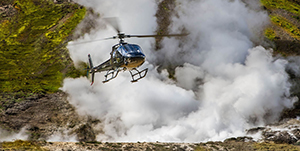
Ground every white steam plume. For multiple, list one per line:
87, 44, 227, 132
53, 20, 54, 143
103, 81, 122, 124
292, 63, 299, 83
47, 129, 77, 142
64, 0, 297, 142
0, 128, 28, 142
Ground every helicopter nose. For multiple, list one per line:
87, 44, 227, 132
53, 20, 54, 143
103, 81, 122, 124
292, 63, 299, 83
129, 57, 145, 63
126, 56, 145, 68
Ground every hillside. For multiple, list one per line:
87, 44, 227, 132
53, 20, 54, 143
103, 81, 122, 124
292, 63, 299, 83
0, 0, 99, 143
1, 0, 300, 150
262, 0, 300, 56
0, 0, 86, 93
260, 0, 300, 120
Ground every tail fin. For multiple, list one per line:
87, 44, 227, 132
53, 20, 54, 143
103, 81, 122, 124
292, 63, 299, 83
88, 54, 93, 68
88, 54, 95, 85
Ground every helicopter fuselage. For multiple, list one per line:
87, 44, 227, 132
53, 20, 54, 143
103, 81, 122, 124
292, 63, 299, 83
88, 42, 148, 84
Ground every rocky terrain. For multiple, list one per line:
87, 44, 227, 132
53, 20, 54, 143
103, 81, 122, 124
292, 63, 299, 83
1, 0, 300, 150
1, 137, 300, 150
0, 91, 99, 142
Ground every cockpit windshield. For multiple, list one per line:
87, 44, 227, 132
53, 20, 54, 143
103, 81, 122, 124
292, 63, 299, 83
124, 44, 143, 53
117, 44, 143, 56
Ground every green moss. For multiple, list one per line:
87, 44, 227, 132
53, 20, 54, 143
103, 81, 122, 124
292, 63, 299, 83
194, 146, 208, 151
260, 0, 300, 41
1, 140, 46, 151
265, 28, 277, 40
271, 15, 300, 40
261, 0, 300, 16
0, 0, 86, 93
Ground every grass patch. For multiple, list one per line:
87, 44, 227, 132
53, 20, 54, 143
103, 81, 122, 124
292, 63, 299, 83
261, 0, 300, 16
270, 15, 300, 40
265, 28, 277, 40
194, 144, 210, 151
0, 140, 46, 151
0, 0, 86, 93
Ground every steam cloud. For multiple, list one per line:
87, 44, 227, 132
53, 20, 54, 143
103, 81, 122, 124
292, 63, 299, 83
64, 0, 298, 142
0, 128, 28, 142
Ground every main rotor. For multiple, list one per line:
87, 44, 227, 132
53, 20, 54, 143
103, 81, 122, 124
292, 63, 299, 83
110, 33, 130, 43
104, 17, 188, 43
69, 17, 188, 45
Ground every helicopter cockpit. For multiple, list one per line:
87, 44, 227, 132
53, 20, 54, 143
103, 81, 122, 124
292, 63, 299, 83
112, 43, 145, 65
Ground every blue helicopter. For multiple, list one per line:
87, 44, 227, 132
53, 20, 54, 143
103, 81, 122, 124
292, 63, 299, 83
84, 18, 188, 84
87, 34, 148, 84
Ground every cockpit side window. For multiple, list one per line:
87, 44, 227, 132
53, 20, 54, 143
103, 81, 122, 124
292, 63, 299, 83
113, 50, 121, 57
112, 48, 123, 64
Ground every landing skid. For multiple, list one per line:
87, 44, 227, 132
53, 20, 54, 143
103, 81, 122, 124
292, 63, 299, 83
129, 68, 148, 83
100, 68, 148, 83
103, 69, 120, 83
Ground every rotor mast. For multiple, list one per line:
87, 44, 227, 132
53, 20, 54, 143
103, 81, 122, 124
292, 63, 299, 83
116, 33, 126, 43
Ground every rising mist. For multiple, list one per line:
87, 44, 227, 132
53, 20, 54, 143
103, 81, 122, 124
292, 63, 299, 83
64, 0, 298, 142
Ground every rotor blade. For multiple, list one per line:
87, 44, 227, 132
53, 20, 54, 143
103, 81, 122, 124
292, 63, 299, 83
104, 17, 121, 34
127, 33, 189, 38
68, 37, 116, 45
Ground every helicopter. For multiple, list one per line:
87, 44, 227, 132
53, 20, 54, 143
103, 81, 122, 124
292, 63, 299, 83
77, 18, 188, 85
